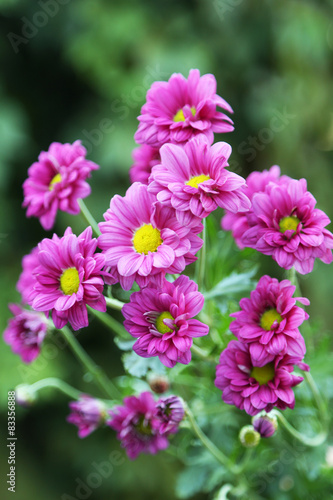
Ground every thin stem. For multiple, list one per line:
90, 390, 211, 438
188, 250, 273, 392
59, 325, 121, 400
78, 199, 101, 237
273, 410, 327, 447
105, 296, 125, 311
286, 266, 301, 297
88, 306, 130, 339
304, 371, 328, 416
27, 377, 81, 400
195, 218, 207, 292
191, 344, 217, 364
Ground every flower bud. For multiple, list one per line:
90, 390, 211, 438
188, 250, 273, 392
252, 412, 278, 438
239, 425, 260, 448
15, 384, 37, 407
148, 374, 170, 394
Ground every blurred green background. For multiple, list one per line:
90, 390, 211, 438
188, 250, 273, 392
1, 0, 333, 499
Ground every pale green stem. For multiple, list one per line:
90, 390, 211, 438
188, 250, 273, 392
105, 296, 125, 311
191, 343, 217, 364
272, 410, 327, 447
27, 377, 81, 400
215, 484, 233, 500
88, 306, 130, 340
59, 325, 120, 400
195, 218, 207, 292
78, 199, 101, 237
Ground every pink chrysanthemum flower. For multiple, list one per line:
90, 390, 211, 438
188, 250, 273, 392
230, 275, 309, 364
215, 340, 308, 416
98, 183, 203, 291
31, 227, 106, 331
122, 276, 209, 368
16, 246, 39, 305
221, 166, 288, 249
107, 392, 169, 460
241, 178, 333, 274
155, 395, 185, 434
3, 304, 48, 363
23, 140, 99, 230
129, 145, 160, 185
134, 69, 234, 148
67, 395, 108, 438
148, 137, 251, 225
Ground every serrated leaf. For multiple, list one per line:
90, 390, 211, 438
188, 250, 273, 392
204, 267, 258, 300
122, 351, 166, 377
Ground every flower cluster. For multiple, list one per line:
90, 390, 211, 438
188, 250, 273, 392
107, 392, 184, 459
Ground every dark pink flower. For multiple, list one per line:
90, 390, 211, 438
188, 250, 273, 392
134, 69, 234, 148
252, 413, 278, 438
67, 395, 108, 438
230, 275, 309, 363
129, 145, 160, 185
148, 137, 250, 225
3, 304, 48, 363
122, 276, 209, 368
16, 246, 39, 305
107, 392, 169, 460
215, 340, 308, 416
31, 226, 106, 331
23, 140, 99, 230
155, 395, 185, 434
98, 183, 203, 291
241, 178, 333, 274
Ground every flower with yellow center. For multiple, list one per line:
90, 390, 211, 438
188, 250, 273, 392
186, 174, 210, 189
251, 363, 275, 385
260, 308, 283, 331
155, 311, 174, 334
173, 106, 196, 122
60, 268, 80, 295
279, 216, 300, 234
133, 224, 163, 255
49, 173, 62, 191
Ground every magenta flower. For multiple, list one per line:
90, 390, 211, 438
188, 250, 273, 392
98, 183, 203, 291
155, 395, 185, 434
221, 165, 288, 249
252, 413, 278, 438
107, 392, 169, 460
215, 340, 308, 416
129, 145, 160, 185
67, 395, 108, 438
23, 140, 99, 230
134, 69, 234, 148
16, 246, 39, 306
122, 276, 209, 368
241, 178, 333, 274
31, 226, 106, 331
148, 137, 250, 225
230, 275, 309, 364
3, 304, 48, 363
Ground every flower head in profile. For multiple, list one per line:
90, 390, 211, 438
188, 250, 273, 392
241, 178, 333, 274
122, 276, 209, 368
67, 395, 108, 438
98, 183, 203, 291
230, 275, 309, 363
107, 392, 169, 460
3, 304, 48, 363
129, 145, 160, 185
134, 69, 234, 148
16, 246, 40, 306
155, 395, 185, 434
148, 137, 250, 225
31, 226, 106, 331
252, 412, 278, 438
215, 340, 308, 416
23, 140, 99, 230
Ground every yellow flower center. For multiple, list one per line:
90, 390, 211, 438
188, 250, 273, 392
133, 224, 163, 255
156, 311, 174, 334
251, 363, 275, 385
279, 216, 300, 233
173, 106, 196, 122
49, 173, 62, 191
186, 174, 210, 189
260, 308, 283, 331
60, 268, 80, 295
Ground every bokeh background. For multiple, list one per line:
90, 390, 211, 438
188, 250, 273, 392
1, 0, 333, 499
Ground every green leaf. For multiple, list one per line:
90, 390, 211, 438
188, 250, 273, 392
122, 351, 166, 378
204, 267, 258, 300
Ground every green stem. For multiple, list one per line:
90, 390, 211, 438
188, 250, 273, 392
286, 266, 301, 297
273, 410, 327, 447
191, 344, 217, 364
27, 377, 81, 400
195, 218, 207, 292
59, 325, 120, 400
88, 306, 130, 339
105, 296, 125, 311
78, 199, 101, 237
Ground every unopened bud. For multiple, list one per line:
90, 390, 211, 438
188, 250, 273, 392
239, 425, 260, 448
252, 412, 278, 438
148, 374, 169, 394
15, 384, 36, 407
